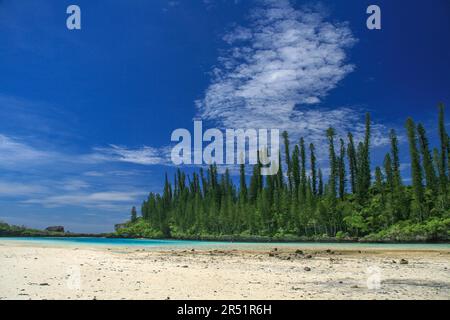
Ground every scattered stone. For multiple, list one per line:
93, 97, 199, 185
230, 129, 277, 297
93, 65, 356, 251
351, 285, 359, 288
269, 253, 275, 257
273, 248, 278, 252
392, 260, 397, 264
400, 259, 408, 265
304, 267, 311, 272
39, 283, 50, 286
295, 250, 303, 255
181, 265, 189, 268
305, 255, 312, 259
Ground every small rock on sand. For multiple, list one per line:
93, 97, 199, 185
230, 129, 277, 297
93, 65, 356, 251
304, 267, 311, 272
400, 259, 409, 265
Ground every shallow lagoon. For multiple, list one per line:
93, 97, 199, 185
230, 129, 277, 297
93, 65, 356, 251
1, 237, 449, 250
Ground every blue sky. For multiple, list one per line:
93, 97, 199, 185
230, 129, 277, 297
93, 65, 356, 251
0, 0, 449, 233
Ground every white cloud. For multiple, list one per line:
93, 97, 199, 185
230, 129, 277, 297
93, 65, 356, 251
196, 0, 388, 155
59, 179, 90, 191
0, 133, 164, 211
88, 144, 171, 165
23, 191, 145, 210
0, 133, 171, 167
0, 182, 47, 197
0, 134, 51, 168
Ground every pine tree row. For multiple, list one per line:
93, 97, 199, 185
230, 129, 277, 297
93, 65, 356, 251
132, 104, 450, 239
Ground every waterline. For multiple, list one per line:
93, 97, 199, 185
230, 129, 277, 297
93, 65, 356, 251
1, 237, 449, 251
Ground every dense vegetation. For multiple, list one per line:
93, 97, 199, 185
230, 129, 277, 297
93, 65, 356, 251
0, 221, 65, 237
0, 221, 109, 238
118, 105, 450, 242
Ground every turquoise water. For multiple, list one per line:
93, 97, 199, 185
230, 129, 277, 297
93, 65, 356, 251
0, 237, 449, 250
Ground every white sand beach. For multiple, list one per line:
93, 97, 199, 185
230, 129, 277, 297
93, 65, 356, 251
0, 241, 449, 300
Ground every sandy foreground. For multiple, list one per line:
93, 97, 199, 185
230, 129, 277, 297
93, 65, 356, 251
0, 241, 449, 300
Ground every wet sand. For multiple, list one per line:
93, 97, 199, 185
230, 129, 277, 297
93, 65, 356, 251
0, 241, 449, 300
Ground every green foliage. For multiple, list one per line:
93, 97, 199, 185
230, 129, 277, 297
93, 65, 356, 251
119, 105, 450, 242
406, 117, 425, 220
363, 216, 450, 242
0, 221, 65, 237
116, 219, 164, 238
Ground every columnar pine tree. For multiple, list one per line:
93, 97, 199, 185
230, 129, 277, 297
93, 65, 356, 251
282, 131, 292, 192
384, 154, 393, 192
406, 117, 425, 221
338, 138, 346, 200
357, 113, 372, 200
390, 130, 402, 188
417, 123, 437, 192
130, 206, 137, 223
291, 145, 300, 196
318, 168, 324, 197
310, 143, 317, 196
131, 107, 449, 241
347, 132, 358, 194
438, 103, 448, 193
300, 138, 307, 201
326, 127, 337, 201
239, 163, 247, 201
374, 167, 384, 194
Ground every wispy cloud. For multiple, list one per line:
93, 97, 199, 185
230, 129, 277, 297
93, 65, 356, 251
88, 144, 171, 166
0, 133, 171, 168
0, 181, 48, 197
196, 0, 387, 153
0, 133, 163, 211
0, 134, 52, 168
23, 191, 145, 211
